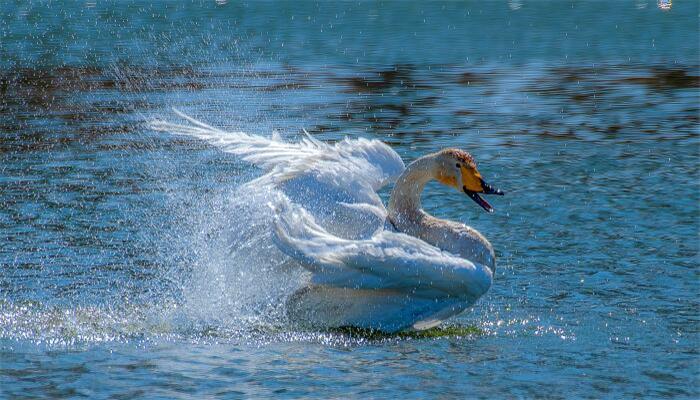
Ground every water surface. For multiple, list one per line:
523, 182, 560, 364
1, 1, 699, 398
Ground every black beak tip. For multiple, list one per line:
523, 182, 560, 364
479, 178, 504, 196
464, 187, 496, 213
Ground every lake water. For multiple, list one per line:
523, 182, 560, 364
1, 1, 698, 398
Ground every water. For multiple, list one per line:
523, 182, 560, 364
1, 1, 698, 397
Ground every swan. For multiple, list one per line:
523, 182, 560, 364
150, 110, 504, 333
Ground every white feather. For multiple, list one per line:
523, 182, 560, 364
272, 200, 492, 299
149, 108, 404, 191
149, 109, 404, 239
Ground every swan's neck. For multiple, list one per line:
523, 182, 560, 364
388, 154, 438, 222
388, 153, 496, 270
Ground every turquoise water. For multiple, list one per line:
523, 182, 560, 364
1, 1, 699, 398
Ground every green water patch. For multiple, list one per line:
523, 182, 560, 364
328, 324, 485, 340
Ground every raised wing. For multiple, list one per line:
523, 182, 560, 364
149, 108, 405, 191
150, 109, 405, 239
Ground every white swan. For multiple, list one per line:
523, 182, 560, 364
150, 110, 504, 332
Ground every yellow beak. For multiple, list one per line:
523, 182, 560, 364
460, 166, 484, 192
460, 166, 504, 212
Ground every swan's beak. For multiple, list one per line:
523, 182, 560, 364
462, 179, 504, 213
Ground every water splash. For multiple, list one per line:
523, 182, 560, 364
170, 184, 308, 331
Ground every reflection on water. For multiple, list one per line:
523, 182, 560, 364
1, 1, 698, 398
658, 0, 672, 11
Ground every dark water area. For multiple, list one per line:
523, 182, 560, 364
1, 1, 699, 398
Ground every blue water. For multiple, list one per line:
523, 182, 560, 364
1, 1, 699, 398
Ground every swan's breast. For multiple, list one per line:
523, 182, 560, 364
412, 214, 496, 272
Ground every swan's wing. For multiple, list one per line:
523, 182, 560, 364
149, 108, 405, 191
272, 202, 493, 300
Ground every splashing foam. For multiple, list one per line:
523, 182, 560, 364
170, 182, 308, 332
0, 156, 314, 348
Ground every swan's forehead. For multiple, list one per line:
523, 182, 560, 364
444, 149, 477, 169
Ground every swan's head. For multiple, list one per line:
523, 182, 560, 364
435, 148, 504, 213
